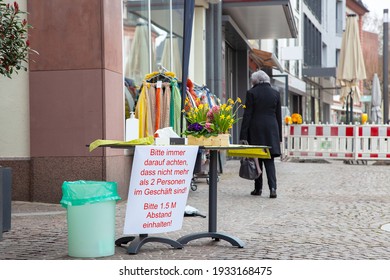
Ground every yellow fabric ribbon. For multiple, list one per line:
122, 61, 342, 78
227, 145, 271, 159
89, 136, 154, 152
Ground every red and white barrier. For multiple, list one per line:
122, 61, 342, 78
284, 124, 390, 161
357, 126, 390, 159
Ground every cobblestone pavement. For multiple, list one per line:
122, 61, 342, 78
1, 159, 390, 260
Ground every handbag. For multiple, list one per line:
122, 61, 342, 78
239, 157, 261, 180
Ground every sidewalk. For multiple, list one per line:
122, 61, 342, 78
1, 159, 390, 260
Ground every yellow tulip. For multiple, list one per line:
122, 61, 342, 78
361, 113, 368, 124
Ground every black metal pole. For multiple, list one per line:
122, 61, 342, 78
384, 9, 389, 124
346, 95, 348, 123
350, 92, 353, 123
206, 4, 214, 93
213, 2, 222, 99
208, 150, 218, 232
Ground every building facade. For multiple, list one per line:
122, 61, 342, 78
298, 0, 345, 124
2, 0, 373, 203
0, 0, 298, 203
1, 0, 127, 203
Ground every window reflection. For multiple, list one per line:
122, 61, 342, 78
123, 0, 184, 88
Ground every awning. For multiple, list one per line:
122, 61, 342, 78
222, 0, 298, 39
223, 15, 253, 50
249, 48, 283, 72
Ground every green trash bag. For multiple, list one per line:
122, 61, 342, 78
60, 180, 121, 208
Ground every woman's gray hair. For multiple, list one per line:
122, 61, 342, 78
251, 70, 271, 85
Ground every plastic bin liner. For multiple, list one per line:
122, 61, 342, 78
60, 180, 121, 208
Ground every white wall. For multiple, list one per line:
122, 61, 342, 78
0, 0, 30, 158
190, 6, 206, 85
321, 0, 343, 68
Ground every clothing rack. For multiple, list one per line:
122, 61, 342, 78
135, 69, 182, 137
157, 63, 169, 73
192, 83, 220, 108
145, 68, 175, 83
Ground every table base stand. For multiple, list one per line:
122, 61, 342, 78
116, 234, 183, 254
178, 149, 246, 248
177, 231, 245, 248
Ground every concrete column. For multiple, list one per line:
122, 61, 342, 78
27, 0, 130, 203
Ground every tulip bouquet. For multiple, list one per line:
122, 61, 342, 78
183, 97, 245, 138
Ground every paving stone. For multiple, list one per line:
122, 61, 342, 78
1, 159, 390, 260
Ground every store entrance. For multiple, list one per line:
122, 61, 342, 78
225, 43, 240, 144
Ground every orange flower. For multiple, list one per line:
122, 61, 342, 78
291, 113, 302, 124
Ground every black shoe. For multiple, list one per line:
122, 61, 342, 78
270, 189, 277, 198
251, 189, 262, 196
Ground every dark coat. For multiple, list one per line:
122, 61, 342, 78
239, 82, 282, 157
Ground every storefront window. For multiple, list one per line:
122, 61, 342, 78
123, 0, 184, 87
304, 80, 322, 124
123, 1, 149, 87
304, 96, 310, 123
314, 94, 320, 123
123, 1, 185, 118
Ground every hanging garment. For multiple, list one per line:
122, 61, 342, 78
135, 85, 147, 138
147, 85, 156, 132
135, 71, 182, 138
146, 71, 175, 134
155, 86, 162, 132
187, 79, 201, 108
170, 81, 182, 135
144, 82, 169, 134
144, 85, 154, 137
161, 83, 171, 129
135, 83, 154, 138
199, 86, 220, 108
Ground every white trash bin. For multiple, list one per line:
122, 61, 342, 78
60, 180, 121, 258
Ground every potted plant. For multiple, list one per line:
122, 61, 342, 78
183, 97, 244, 146
0, 0, 36, 78
1, 0, 35, 238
